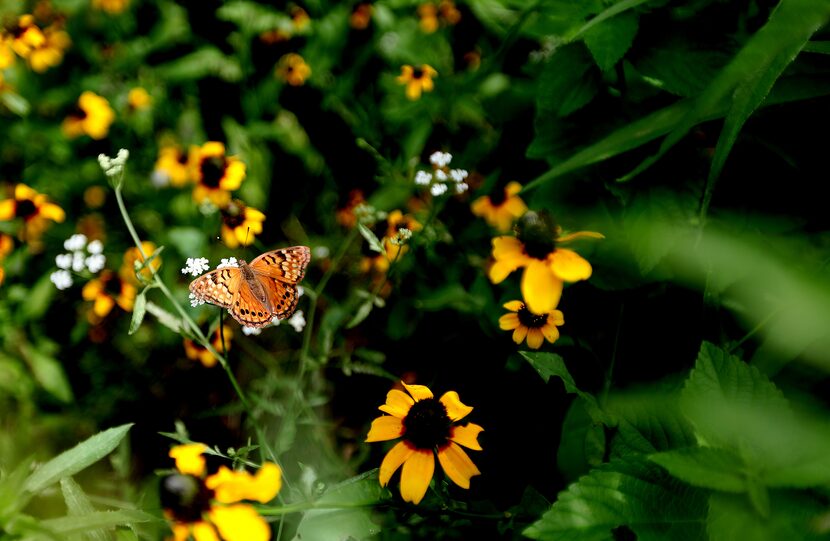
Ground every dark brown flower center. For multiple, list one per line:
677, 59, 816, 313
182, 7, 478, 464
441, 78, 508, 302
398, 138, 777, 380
15, 198, 37, 219
516, 211, 557, 260
489, 186, 508, 206
102, 274, 124, 297
200, 156, 226, 188
403, 397, 452, 449
222, 201, 246, 229
412, 67, 424, 80
160, 474, 214, 522
517, 305, 548, 328
177, 152, 189, 165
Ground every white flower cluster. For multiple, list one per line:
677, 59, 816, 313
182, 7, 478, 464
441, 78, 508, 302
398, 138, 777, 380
217, 257, 240, 269
50, 234, 106, 290
354, 203, 387, 226
98, 149, 130, 178
389, 227, 413, 246
181, 257, 210, 277
415, 151, 469, 196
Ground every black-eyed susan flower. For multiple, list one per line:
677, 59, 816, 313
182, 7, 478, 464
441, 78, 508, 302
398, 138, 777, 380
0, 183, 65, 242
162, 443, 281, 541
153, 145, 192, 187
397, 64, 437, 100
366, 381, 483, 505
127, 87, 151, 110
6, 15, 44, 59
92, 0, 130, 13
220, 200, 266, 249
82, 269, 136, 320
275, 53, 311, 86
26, 23, 69, 72
417, 1, 460, 33
471, 181, 527, 233
350, 3, 373, 29
62, 91, 115, 140
184, 325, 232, 368
289, 5, 310, 31
190, 142, 246, 207
119, 241, 160, 284
335, 189, 365, 229
499, 300, 563, 349
489, 211, 602, 315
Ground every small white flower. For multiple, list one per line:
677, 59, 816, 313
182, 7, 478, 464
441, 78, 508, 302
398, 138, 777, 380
430, 183, 448, 196
287, 310, 306, 332
198, 200, 219, 216
454, 182, 469, 194
85, 254, 107, 273
449, 169, 468, 182
87, 239, 104, 254
429, 151, 452, 168
64, 234, 87, 251
414, 170, 433, 186
182, 257, 211, 276
189, 292, 205, 307
115, 148, 130, 165
97, 154, 112, 171
151, 170, 170, 188
242, 326, 262, 336
71, 251, 86, 272
50, 270, 73, 290
297, 285, 305, 297
217, 257, 239, 269
434, 169, 448, 182
55, 253, 72, 269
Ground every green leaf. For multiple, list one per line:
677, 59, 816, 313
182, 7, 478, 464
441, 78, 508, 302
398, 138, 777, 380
345, 298, 375, 329
357, 224, 384, 254
128, 288, 148, 336
633, 41, 731, 97
537, 44, 600, 117
144, 302, 182, 334
61, 477, 114, 541
292, 470, 387, 541
583, 11, 639, 72
606, 392, 697, 456
525, 458, 708, 541
557, 397, 606, 481
1, 90, 31, 116
20, 343, 73, 404
650, 447, 748, 493
23, 424, 133, 495
217, 1, 290, 34
38, 510, 154, 535
707, 491, 826, 541
155, 48, 242, 82
803, 40, 830, 54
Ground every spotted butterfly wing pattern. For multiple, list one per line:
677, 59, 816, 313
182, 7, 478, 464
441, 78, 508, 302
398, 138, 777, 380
249, 245, 311, 283
188, 266, 241, 309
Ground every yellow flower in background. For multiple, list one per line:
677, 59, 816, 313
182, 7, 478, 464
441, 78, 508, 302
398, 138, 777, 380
82, 270, 136, 319
350, 3, 373, 30
396, 64, 437, 100
418, 1, 461, 33
289, 5, 310, 31
83, 185, 107, 208
92, 0, 130, 14
275, 53, 311, 86
0, 183, 65, 242
366, 381, 483, 505
499, 300, 564, 349
153, 145, 192, 187
471, 181, 528, 233
190, 142, 246, 207
120, 241, 160, 284
0, 36, 15, 68
27, 23, 69, 72
383, 209, 421, 261
220, 200, 266, 249
7, 15, 45, 59
163, 444, 281, 541
184, 325, 232, 368
488, 211, 603, 315
128, 87, 151, 110
0, 233, 12, 284
62, 91, 115, 140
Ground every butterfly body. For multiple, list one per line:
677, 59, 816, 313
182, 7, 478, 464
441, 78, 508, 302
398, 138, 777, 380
189, 246, 310, 328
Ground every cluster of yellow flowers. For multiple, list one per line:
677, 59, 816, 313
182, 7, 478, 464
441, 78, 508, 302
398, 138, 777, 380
0, 13, 70, 74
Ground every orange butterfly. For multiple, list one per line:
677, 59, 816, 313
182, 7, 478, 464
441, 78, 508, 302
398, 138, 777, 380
189, 246, 311, 328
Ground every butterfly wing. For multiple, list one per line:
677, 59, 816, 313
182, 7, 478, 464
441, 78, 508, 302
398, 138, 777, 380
228, 277, 276, 328
257, 276, 300, 321
249, 246, 311, 283
189, 267, 240, 309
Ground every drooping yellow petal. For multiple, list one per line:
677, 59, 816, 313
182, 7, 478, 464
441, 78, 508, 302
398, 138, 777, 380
549, 248, 592, 282
222, 225, 239, 249
521, 259, 562, 315
526, 328, 545, 349
550, 309, 565, 326
191, 521, 220, 541
401, 381, 433, 401
450, 423, 483, 451
505, 181, 523, 196
379, 440, 414, 487
206, 462, 281, 504
502, 300, 524, 312
437, 442, 481, 489
14, 184, 37, 200
491, 236, 525, 260
0, 199, 15, 220
470, 196, 489, 217
557, 230, 605, 243
498, 313, 519, 330
169, 443, 207, 476
93, 294, 116, 317
512, 326, 528, 344
405, 81, 422, 100
171, 522, 192, 541
39, 202, 65, 222
366, 415, 404, 442
489, 258, 520, 284
209, 504, 270, 541
439, 391, 473, 422
378, 389, 414, 418
399, 449, 434, 504
81, 279, 103, 300
541, 321, 561, 343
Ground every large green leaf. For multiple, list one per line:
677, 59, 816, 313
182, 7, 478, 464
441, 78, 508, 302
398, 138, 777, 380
707, 491, 826, 541
23, 424, 133, 495
37, 510, 154, 535
61, 477, 114, 541
557, 397, 606, 481
650, 447, 748, 493
606, 392, 697, 456
525, 458, 708, 541
537, 44, 601, 117
583, 11, 639, 72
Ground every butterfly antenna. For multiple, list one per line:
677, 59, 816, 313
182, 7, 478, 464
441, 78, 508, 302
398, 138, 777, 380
244, 226, 251, 247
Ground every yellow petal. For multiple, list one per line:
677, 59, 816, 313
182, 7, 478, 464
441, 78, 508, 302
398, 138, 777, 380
206, 463, 281, 504
512, 325, 528, 345
505, 181, 523, 196
191, 521, 220, 541
450, 423, 483, 451
439, 391, 472, 422
14, 184, 37, 200
402, 381, 433, 401
366, 415, 404, 442
504, 196, 528, 218
378, 389, 414, 418
81, 279, 103, 300
379, 440, 414, 487
399, 449, 434, 504
221, 225, 239, 249
0, 199, 15, 220
169, 443, 207, 476
201, 141, 225, 158
470, 197, 489, 217
488, 259, 519, 284
437, 442, 480, 489
491, 236, 524, 260
405, 81, 421, 100
246, 208, 266, 221
526, 328, 545, 349
233, 226, 249, 246
502, 300, 524, 312
209, 504, 270, 541
171, 522, 193, 541
541, 321, 561, 343
498, 313, 519, 330
557, 230, 605, 243
521, 260, 562, 314
93, 294, 115, 317
549, 248, 593, 282
551, 310, 565, 326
